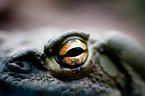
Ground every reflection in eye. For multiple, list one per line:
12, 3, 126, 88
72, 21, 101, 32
55, 39, 88, 68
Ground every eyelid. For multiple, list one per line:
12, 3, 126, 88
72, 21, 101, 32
44, 31, 89, 56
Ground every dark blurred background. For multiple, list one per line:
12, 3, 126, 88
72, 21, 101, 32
0, 0, 145, 47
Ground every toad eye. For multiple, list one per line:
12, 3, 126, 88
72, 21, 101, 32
56, 39, 88, 68
44, 31, 94, 79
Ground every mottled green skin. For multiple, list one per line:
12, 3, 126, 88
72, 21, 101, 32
0, 31, 145, 96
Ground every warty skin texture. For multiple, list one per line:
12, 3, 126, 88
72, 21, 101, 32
0, 30, 145, 96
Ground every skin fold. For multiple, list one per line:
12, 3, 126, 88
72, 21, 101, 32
0, 30, 145, 96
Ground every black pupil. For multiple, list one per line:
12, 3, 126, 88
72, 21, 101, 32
64, 47, 84, 57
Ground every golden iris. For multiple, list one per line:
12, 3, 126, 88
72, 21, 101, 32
56, 39, 88, 67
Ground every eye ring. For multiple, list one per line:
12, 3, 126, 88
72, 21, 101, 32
44, 31, 94, 80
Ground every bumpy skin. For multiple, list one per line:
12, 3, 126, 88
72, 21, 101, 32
0, 30, 145, 96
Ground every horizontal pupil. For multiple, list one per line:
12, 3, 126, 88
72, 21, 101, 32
63, 47, 84, 57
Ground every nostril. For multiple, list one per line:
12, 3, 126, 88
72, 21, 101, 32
15, 61, 24, 67
7, 62, 22, 72
6, 61, 31, 73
